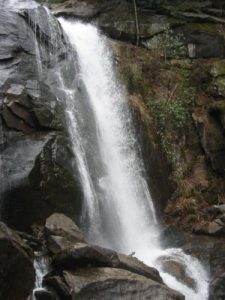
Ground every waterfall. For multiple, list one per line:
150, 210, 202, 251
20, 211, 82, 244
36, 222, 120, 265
1, 0, 209, 298
60, 19, 209, 300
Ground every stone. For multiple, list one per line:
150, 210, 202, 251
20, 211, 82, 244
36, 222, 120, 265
0, 222, 35, 300
45, 213, 85, 242
209, 272, 225, 300
43, 275, 71, 300
45, 265, 183, 299
59, 267, 184, 299
33, 289, 56, 300
209, 205, 225, 215
51, 241, 163, 283
2, 106, 34, 133
159, 258, 197, 290
52, 243, 119, 270
194, 220, 225, 236
117, 253, 163, 283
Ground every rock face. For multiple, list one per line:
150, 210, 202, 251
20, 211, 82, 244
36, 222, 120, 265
209, 272, 225, 300
0, 222, 35, 300
59, 268, 184, 300
49, 0, 225, 58
194, 204, 225, 236
0, 5, 82, 231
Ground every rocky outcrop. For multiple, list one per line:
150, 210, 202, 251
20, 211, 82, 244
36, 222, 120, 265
0, 5, 82, 231
50, 267, 183, 300
209, 272, 225, 300
194, 204, 225, 236
0, 222, 35, 300
49, 0, 225, 59
41, 214, 184, 300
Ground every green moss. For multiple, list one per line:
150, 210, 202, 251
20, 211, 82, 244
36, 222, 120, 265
185, 23, 222, 35
209, 60, 225, 77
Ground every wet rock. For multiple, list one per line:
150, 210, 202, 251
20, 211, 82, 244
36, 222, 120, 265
52, 243, 119, 270
117, 253, 163, 283
0, 222, 35, 300
1, 133, 82, 231
43, 275, 71, 300
2, 106, 35, 133
59, 267, 184, 299
51, 241, 163, 283
0, 5, 83, 231
209, 272, 225, 300
33, 289, 56, 300
159, 258, 197, 290
45, 213, 85, 244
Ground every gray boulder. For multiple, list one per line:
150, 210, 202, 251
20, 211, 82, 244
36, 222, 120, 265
0, 222, 35, 300
58, 268, 184, 300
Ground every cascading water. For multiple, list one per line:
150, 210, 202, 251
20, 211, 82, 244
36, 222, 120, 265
60, 19, 209, 300
32, 253, 50, 300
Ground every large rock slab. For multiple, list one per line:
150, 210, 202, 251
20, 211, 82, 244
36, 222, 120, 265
60, 267, 184, 299
51, 241, 163, 284
0, 222, 35, 300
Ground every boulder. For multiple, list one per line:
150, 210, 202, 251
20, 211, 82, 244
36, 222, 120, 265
209, 272, 225, 300
52, 243, 120, 270
59, 268, 184, 299
159, 258, 197, 290
33, 289, 56, 300
0, 222, 35, 300
208, 204, 225, 215
43, 275, 71, 300
51, 241, 163, 283
194, 220, 225, 236
45, 213, 85, 244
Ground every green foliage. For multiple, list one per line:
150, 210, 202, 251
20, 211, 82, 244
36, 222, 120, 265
158, 24, 186, 60
148, 77, 195, 184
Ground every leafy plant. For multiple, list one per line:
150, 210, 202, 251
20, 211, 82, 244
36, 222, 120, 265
157, 24, 186, 61
148, 76, 195, 184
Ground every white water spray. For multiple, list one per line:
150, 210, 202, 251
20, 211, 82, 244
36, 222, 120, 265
60, 19, 209, 300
